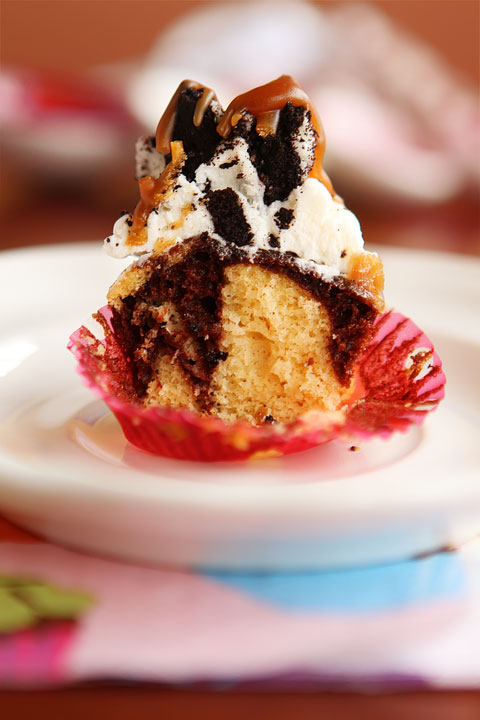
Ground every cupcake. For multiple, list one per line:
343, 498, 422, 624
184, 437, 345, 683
69, 76, 444, 461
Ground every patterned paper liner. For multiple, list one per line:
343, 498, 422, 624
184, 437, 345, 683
68, 309, 445, 462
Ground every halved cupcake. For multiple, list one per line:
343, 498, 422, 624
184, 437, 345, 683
69, 76, 443, 460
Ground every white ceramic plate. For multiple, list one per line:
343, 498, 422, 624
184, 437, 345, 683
0, 243, 479, 570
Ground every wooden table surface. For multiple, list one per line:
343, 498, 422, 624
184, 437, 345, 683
1, 193, 479, 717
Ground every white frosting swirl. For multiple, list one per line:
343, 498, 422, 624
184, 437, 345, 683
105, 120, 375, 284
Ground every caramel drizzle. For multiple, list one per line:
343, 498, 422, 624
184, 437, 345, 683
348, 252, 385, 312
128, 80, 215, 246
216, 75, 334, 195
127, 141, 186, 247
155, 80, 218, 154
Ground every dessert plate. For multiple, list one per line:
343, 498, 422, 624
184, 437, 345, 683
0, 243, 479, 570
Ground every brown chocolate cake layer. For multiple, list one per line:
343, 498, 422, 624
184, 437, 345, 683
167, 87, 222, 182
239, 105, 309, 205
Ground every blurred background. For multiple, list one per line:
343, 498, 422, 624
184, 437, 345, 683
1, 0, 479, 255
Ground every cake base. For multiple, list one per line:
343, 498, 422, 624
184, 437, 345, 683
107, 236, 377, 424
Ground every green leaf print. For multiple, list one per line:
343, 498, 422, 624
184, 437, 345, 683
0, 574, 94, 634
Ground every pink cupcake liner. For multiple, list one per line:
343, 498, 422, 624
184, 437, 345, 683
68, 309, 445, 462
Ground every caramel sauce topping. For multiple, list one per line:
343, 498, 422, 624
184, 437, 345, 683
216, 75, 334, 195
127, 141, 186, 247
255, 109, 280, 138
155, 80, 217, 154
348, 253, 385, 312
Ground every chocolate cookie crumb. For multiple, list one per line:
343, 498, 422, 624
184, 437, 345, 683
274, 207, 294, 229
